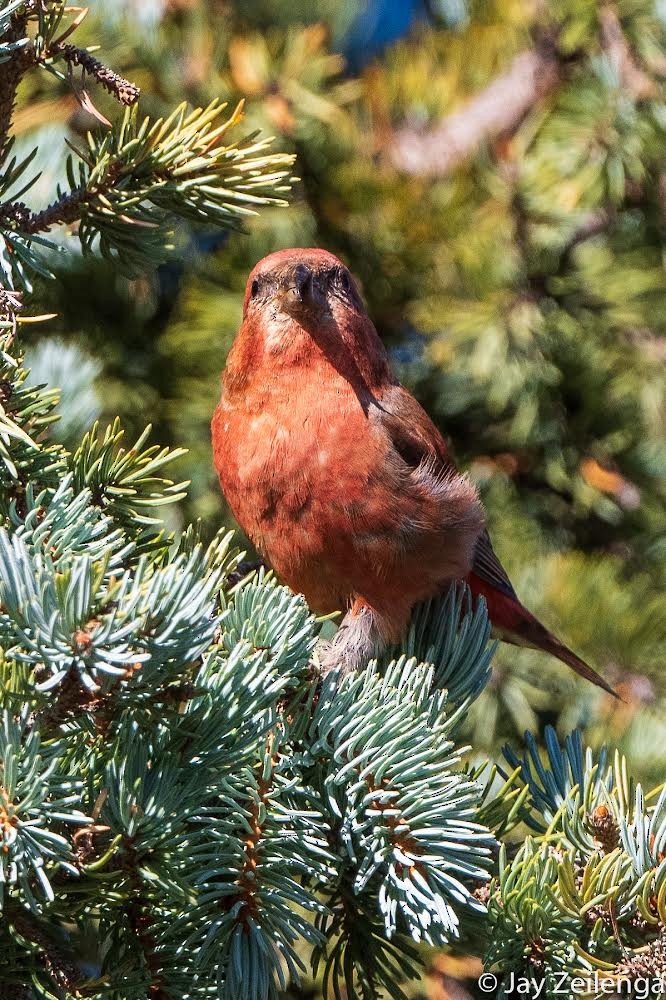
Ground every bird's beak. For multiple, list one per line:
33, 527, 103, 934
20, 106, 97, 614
279, 263, 325, 316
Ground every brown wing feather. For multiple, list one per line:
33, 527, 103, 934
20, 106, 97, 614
357, 383, 485, 613
472, 530, 517, 599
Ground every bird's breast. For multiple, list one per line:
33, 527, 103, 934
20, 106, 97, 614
212, 364, 378, 609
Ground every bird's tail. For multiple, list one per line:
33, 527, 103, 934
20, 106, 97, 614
498, 606, 619, 698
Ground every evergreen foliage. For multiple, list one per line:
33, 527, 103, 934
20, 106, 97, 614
0, 322, 498, 996
0, 321, 664, 994
0, 1, 664, 997
485, 730, 666, 993
23, 0, 659, 778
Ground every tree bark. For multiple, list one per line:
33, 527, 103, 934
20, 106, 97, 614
389, 46, 561, 177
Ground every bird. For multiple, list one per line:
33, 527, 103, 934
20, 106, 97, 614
211, 247, 615, 696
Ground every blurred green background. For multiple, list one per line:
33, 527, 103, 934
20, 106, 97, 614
16, 0, 665, 853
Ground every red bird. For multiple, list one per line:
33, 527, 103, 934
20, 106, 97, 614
212, 248, 614, 696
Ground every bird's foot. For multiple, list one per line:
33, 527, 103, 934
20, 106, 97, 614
313, 606, 386, 676
312, 638, 338, 675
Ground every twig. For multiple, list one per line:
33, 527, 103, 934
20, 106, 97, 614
388, 6, 655, 178
16, 187, 87, 234
53, 44, 140, 106
0, 11, 32, 159
599, 7, 655, 100
0, 4, 140, 117
6, 900, 83, 995
123, 836, 172, 999
389, 44, 561, 177
1, 171, 122, 237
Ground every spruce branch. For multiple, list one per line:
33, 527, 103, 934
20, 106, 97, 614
390, 43, 562, 177
14, 1, 141, 111
0, 709, 90, 910
4, 900, 83, 995
0, 357, 43, 481
0, 6, 30, 160
52, 42, 141, 107
0, 5, 295, 305
122, 834, 172, 998
0, 101, 295, 279
307, 654, 496, 997
72, 419, 188, 528
393, 585, 495, 708
316, 878, 421, 1000
7, 187, 86, 234
389, 5, 657, 178
486, 728, 666, 986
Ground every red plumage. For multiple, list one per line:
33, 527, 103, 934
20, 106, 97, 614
212, 248, 615, 697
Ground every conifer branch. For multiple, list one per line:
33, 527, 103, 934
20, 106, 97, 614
599, 7, 656, 100
123, 835, 172, 999
0, 2, 662, 994
389, 6, 655, 178
0, 3, 294, 319
52, 42, 141, 106
0, 9, 30, 159
0, 188, 85, 234
389, 43, 562, 177
0, 100, 295, 283
5, 901, 83, 994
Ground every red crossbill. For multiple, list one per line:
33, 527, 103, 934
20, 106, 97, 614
212, 248, 615, 696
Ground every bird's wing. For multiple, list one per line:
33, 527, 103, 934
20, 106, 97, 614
374, 382, 459, 472
471, 529, 517, 599
377, 385, 518, 597
369, 383, 484, 580
373, 387, 617, 696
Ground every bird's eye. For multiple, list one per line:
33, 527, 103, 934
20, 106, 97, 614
250, 279, 260, 299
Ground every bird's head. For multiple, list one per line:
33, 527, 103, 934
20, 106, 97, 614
225, 248, 392, 395
242, 248, 365, 330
